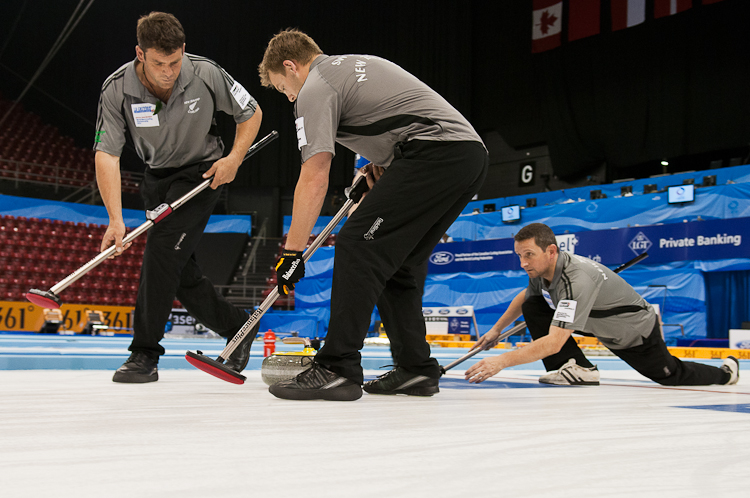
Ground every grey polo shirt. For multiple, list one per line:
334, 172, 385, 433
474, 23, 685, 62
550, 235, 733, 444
526, 252, 657, 349
293, 54, 483, 166
94, 53, 258, 169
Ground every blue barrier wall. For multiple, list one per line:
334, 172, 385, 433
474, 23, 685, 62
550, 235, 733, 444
429, 217, 750, 273
0, 194, 252, 234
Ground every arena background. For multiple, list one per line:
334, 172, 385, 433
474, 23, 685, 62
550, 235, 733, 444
1, 0, 748, 235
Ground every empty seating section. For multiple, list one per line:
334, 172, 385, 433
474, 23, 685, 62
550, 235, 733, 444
0, 214, 144, 306
0, 97, 139, 193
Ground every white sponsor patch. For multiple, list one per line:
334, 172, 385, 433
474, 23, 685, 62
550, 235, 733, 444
553, 300, 577, 323
230, 80, 251, 109
131, 103, 159, 127
295, 117, 308, 149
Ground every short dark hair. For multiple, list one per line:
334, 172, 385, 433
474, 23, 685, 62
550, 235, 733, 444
259, 28, 323, 88
514, 223, 558, 251
137, 12, 185, 53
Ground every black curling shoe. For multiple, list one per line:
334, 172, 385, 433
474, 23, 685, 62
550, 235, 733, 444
112, 351, 158, 383
269, 362, 362, 401
363, 367, 439, 396
224, 335, 252, 373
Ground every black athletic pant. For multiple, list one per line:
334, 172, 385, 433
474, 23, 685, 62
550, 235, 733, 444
522, 295, 730, 385
130, 162, 250, 359
315, 140, 488, 384
378, 259, 428, 366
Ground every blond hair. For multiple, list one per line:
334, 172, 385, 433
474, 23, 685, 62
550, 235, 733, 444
258, 28, 323, 88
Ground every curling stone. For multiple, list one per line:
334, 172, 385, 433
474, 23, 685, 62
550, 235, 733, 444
261, 337, 317, 386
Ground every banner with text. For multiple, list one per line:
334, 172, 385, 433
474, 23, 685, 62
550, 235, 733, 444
0, 301, 133, 333
429, 217, 750, 274
422, 306, 474, 336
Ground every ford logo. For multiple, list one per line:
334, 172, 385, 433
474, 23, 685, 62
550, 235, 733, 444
456, 308, 469, 315
439, 308, 450, 315
736, 340, 750, 349
430, 251, 454, 265
422, 309, 433, 315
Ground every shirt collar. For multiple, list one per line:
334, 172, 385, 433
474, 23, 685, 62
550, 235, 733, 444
296, 55, 326, 115
545, 251, 569, 290
309, 54, 326, 72
123, 58, 146, 99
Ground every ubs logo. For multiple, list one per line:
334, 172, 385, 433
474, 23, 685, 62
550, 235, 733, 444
430, 251, 454, 265
628, 231, 652, 256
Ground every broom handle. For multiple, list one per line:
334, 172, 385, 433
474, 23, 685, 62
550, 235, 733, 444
48, 131, 279, 295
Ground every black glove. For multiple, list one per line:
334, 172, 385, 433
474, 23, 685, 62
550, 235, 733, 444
275, 250, 305, 296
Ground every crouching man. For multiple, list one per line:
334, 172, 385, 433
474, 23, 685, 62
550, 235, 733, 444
466, 223, 739, 386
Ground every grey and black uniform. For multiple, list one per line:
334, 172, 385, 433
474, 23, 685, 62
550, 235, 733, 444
295, 54, 488, 384
524, 252, 729, 385
94, 53, 258, 360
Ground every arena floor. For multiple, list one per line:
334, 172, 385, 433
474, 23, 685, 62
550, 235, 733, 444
1, 334, 748, 497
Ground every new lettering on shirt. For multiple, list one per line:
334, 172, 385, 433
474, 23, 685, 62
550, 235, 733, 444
354, 59, 368, 82
572, 254, 608, 280
131, 103, 159, 127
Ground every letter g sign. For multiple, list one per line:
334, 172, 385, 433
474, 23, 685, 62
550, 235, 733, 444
519, 161, 535, 187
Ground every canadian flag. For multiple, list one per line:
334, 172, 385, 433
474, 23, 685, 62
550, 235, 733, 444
611, 0, 646, 31
654, 0, 692, 18
532, 0, 563, 53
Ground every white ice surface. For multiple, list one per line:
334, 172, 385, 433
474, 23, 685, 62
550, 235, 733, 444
1, 369, 749, 498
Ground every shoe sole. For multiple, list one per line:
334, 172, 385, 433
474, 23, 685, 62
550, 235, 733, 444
112, 372, 158, 383
723, 356, 740, 385
538, 379, 599, 386
363, 386, 439, 396
268, 383, 362, 401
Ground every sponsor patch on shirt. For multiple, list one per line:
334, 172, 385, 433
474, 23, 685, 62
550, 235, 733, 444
131, 103, 159, 127
185, 97, 201, 114
553, 300, 577, 323
295, 117, 308, 149
230, 80, 251, 109
541, 289, 556, 310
